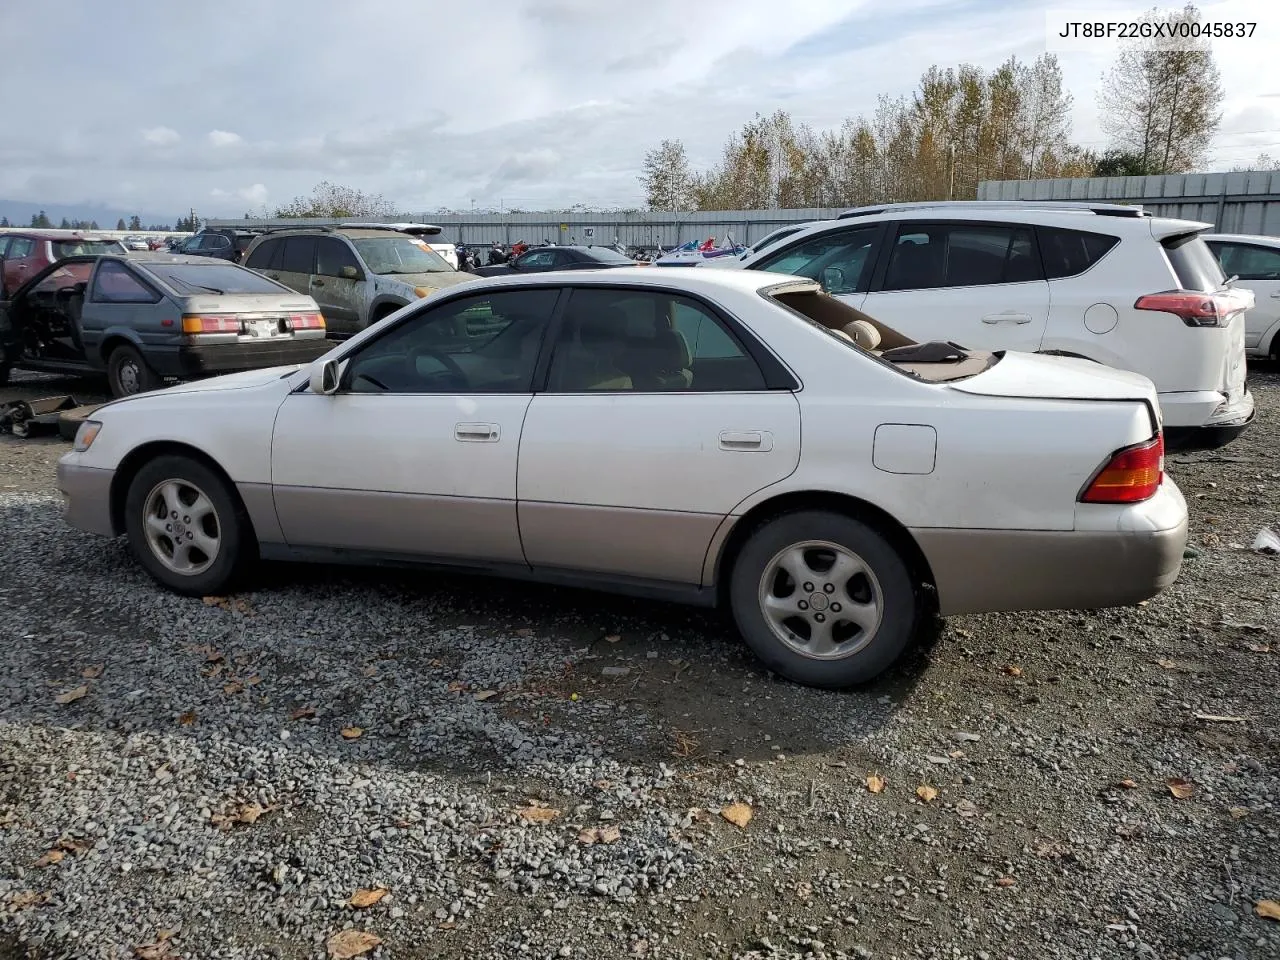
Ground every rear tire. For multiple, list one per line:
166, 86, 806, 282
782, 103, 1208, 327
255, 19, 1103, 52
106, 345, 160, 397
728, 510, 918, 689
124, 455, 255, 596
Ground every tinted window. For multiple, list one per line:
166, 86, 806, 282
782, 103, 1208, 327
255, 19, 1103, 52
281, 236, 317, 274
144, 262, 290, 295
882, 223, 1039, 291
0, 237, 9, 258
1162, 233, 1225, 292
315, 237, 363, 278
200, 233, 232, 250
517, 250, 557, 269
244, 238, 283, 270
748, 226, 802, 256
1208, 242, 1280, 281
1037, 226, 1119, 279
91, 260, 162, 303
546, 288, 765, 392
757, 226, 880, 295
344, 289, 557, 394
581, 247, 634, 264
7, 238, 34, 258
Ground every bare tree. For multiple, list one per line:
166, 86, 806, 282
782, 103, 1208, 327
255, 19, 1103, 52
1097, 3, 1223, 174
275, 181, 396, 219
638, 140, 695, 211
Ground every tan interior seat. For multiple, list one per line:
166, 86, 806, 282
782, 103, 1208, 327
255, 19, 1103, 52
843, 319, 882, 351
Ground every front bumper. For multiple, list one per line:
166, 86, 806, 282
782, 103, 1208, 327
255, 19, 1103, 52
148, 340, 335, 378
913, 482, 1188, 617
56, 457, 118, 538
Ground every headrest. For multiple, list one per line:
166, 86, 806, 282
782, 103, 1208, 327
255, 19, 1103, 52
842, 319, 881, 350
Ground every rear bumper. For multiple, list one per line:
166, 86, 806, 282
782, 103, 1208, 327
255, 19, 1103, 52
153, 339, 334, 377
56, 457, 118, 538
913, 482, 1188, 617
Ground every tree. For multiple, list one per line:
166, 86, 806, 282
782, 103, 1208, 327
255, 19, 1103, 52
0, 216, 9, 227
58, 217, 71, 229
30, 211, 52, 228
639, 140, 696, 210
89, 220, 99, 230
1092, 149, 1156, 176
116, 218, 127, 231
1097, 3, 1223, 174
128, 215, 142, 230
275, 181, 395, 219
1230, 152, 1280, 172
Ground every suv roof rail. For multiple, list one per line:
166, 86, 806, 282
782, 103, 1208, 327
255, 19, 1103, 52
836, 200, 1148, 219
257, 225, 336, 235
338, 222, 444, 236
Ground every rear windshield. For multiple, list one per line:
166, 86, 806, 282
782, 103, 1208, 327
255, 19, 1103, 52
1163, 233, 1225, 291
143, 262, 289, 295
54, 240, 127, 258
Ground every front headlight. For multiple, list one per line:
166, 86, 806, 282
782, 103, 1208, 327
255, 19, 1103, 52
73, 420, 103, 452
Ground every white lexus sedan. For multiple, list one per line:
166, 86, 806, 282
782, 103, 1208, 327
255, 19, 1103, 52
57, 268, 1188, 688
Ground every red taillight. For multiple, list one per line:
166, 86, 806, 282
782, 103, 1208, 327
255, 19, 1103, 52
1134, 289, 1250, 327
287, 312, 325, 330
180, 314, 241, 334
1080, 434, 1164, 504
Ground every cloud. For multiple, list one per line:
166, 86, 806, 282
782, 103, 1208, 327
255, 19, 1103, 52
208, 130, 243, 148
211, 183, 269, 205
142, 127, 180, 146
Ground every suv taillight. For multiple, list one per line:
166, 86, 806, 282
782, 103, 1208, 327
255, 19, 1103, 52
1080, 434, 1164, 504
1134, 289, 1251, 327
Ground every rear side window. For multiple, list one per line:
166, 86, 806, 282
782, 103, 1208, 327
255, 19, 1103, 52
1037, 226, 1119, 279
91, 260, 161, 304
1162, 233, 1224, 291
244, 238, 284, 270
281, 236, 317, 274
882, 223, 1039, 291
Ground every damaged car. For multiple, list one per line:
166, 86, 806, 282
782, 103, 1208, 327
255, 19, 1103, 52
56, 268, 1188, 689
0, 255, 333, 397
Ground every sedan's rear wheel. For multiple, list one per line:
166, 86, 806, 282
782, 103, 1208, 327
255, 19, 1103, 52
125, 456, 252, 595
107, 345, 160, 398
729, 510, 918, 688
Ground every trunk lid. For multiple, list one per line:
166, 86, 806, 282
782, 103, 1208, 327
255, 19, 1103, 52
950, 352, 1158, 406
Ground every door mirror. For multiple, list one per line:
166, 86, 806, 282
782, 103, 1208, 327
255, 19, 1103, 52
341, 265, 360, 280
310, 358, 340, 395
821, 266, 846, 292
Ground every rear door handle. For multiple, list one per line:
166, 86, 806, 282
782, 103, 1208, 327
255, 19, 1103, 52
981, 312, 1032, 324
719, 429, 773, 452
455, 422, 499, 442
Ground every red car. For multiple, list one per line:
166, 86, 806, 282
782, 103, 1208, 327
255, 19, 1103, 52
0, 230, 128, 298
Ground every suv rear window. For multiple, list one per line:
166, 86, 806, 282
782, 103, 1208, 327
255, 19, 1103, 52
1162, 232, 1224, 291
54, 239, 127, 258
1036, 227, 1119, 279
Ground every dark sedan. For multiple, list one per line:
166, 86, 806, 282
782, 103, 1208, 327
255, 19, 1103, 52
471, 245, 637, 277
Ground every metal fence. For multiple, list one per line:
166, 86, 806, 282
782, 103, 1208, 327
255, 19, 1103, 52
978, 171, 1280, 236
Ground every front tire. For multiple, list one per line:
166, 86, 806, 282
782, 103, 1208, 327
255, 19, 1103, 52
728, 510, 918, 689
124, 456, 254, 595
106, 345, 160, 397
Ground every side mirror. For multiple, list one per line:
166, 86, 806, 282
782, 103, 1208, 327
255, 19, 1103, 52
310, 358, 340, 395
341, 265, 360, 280
821, 266, 846, 292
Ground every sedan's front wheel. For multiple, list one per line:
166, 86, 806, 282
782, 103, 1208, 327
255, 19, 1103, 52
124, 456, 253, 595
729, 510, 918, 689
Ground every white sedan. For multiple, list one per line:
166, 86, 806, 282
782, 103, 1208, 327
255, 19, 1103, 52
57, 269, 1188, 688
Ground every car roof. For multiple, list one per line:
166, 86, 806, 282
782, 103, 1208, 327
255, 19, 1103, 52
1203, 233, 1280, 246
4, 230, 119, 240
470, 265, 818, 295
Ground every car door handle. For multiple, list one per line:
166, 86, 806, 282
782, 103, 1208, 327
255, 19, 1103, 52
1270, 291, 1280, 298
719, 429, 773, 452
455, 422, 500, 442
312, 278, 325, 287
981, 312, 1032, 324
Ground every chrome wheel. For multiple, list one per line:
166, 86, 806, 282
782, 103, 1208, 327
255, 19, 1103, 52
757, 539, 883, 661
142, 479, 221, 575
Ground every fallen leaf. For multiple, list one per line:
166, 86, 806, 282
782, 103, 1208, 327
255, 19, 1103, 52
438, 920, 456, 930
1166, 778, 1197, 800
947, 749, 965, 759
178, 710, 197, 726
288, 707, 316, 721
361, 665, 378, 678
202, 596, 224, 606
210, 802, 274, 830
222, 681, 243, 696
1195, 713, 1246, 724
132, 943, 175, 960
1245, 643, 1272, 653
244, 675, 262, 686
578, 825, 622, 844
1229, 806, 1250, 820
865, 774, 886, 794
995, 877, 1016, 887
721, 802, 753, 829
1031, 839, 1071, 859
916, 784, 939, 803
341, 727, 363, 740
577, 827, 599, 845
8, 891, 47, 910
81, 664, 104, 679
54, 685, 88, 705
204, 649, 224, 663
515, 628, 534, 637
474, 690, 499, 702
518, 805, 560, 824
55, 837, 91, 856
33, 849, 64, 867
604, 634, 622, 644
446, 680, 468, 693
1117, 778, 1139, 790
954, 799, 979, 818
237, 803, 268, 825
1255, 900, 1280, 921
1001, 665, 1022, 677
348, 887, 389, 909
326, 929, 383, 959
598, 824, 622, 844
1156, 659, 1178, 670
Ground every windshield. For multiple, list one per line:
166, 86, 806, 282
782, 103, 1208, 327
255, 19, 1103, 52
351, 236, 453, 274
54, 240, 127, 258
745, 227, 801, 258
582, 247, 634, 264
143, 262, 289, 295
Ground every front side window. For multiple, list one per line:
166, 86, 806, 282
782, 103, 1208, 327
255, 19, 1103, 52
91, 260, 161, 303
343, 289, 557, 394
280, 236, 317, 274
882, 223, 1039, 291
315, 238, 364, 278
546, 288, 766, 393
756, 226, 880, 295
1209, 242, 1280, 281
349, 236, 452, 275
7, 238, 34, 259
516, 250, 557, 270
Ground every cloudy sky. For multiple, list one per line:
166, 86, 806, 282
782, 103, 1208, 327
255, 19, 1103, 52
1, 0, 1276, 219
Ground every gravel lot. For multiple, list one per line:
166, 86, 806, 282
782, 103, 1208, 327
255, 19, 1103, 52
1, 367, 1278, 960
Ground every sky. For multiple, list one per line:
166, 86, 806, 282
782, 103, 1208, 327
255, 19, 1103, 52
1, 0, 1277, 220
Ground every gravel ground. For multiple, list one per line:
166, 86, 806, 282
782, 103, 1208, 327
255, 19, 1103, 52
1, 367, 1278, 960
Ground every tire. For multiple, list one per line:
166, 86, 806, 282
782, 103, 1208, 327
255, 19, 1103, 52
124, 455, 255, 596
106, 344, 161, 398
728, 510, 918, 689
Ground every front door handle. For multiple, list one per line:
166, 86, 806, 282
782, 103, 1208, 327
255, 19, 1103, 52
719, 429, 773, 452
1270, 291, 1280, 299
981, 312, 1032, 324
455, 422, 499, 442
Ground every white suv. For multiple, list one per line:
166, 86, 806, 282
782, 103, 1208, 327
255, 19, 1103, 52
733, 201, 1255, 449
1203, 233, 1280, 360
